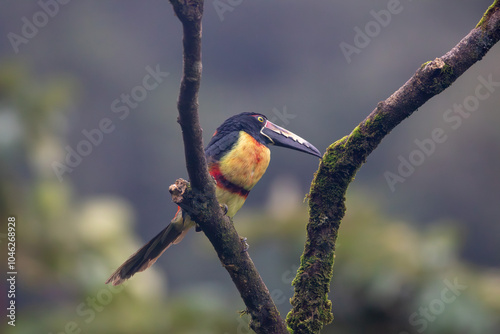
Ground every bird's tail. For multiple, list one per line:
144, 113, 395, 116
105, 208, 194, 286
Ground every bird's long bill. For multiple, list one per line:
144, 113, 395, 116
261, 120, 322, 158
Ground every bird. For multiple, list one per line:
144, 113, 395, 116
106, 112, 322, 286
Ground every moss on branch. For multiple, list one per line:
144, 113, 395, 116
476, 0, 500, 29
286, 2, 500, 333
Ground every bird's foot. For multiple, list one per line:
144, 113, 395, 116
240, 237, 249, 252
238, 308, 250, 316
220, 204, 228, 215
195, 224, 202, 232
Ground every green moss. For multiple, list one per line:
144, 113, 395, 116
476, 0, 499, 29
420, 60, 432, 69
439, 64, 454, 89
441, 63, 454, 76
290, 120, 391, 331
301, 254, 319, 267
373, 109, 386, 123
367, 109, 386, 133
318, 299, 333, 323
348, 125, 363, 142
286, 140, 345, 332
427, 61, 455, 94
309, 142, 346, 204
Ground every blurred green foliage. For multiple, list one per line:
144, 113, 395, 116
237, 192, 500, 334
1, 39, 500, 334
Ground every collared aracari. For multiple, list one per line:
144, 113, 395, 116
106, 112, 321, 286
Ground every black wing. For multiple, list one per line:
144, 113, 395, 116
205, 131, 240, 161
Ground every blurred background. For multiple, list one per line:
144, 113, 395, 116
1, 1, 500, 333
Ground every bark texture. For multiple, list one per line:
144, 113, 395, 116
287, 2, 500, 333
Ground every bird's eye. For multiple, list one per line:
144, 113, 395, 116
257, 116, 264, 123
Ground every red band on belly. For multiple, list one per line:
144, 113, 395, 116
209, 164, 250, 198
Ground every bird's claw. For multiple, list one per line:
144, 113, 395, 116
238, 308, 250, 316
220, 204, 228, 215
240, 237, 249, 252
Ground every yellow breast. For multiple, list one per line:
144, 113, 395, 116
218, 131, 271, 191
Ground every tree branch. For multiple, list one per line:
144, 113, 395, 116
168, 1, 287, 332
170, 0, 209, 190
286, 1, 500, 333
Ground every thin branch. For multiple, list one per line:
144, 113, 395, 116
287, 1, 500, 333
168, 1, 287, 332
170, 0, 209, 190
169, 179, 287, 333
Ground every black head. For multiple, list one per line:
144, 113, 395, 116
209, 112, 322, 158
